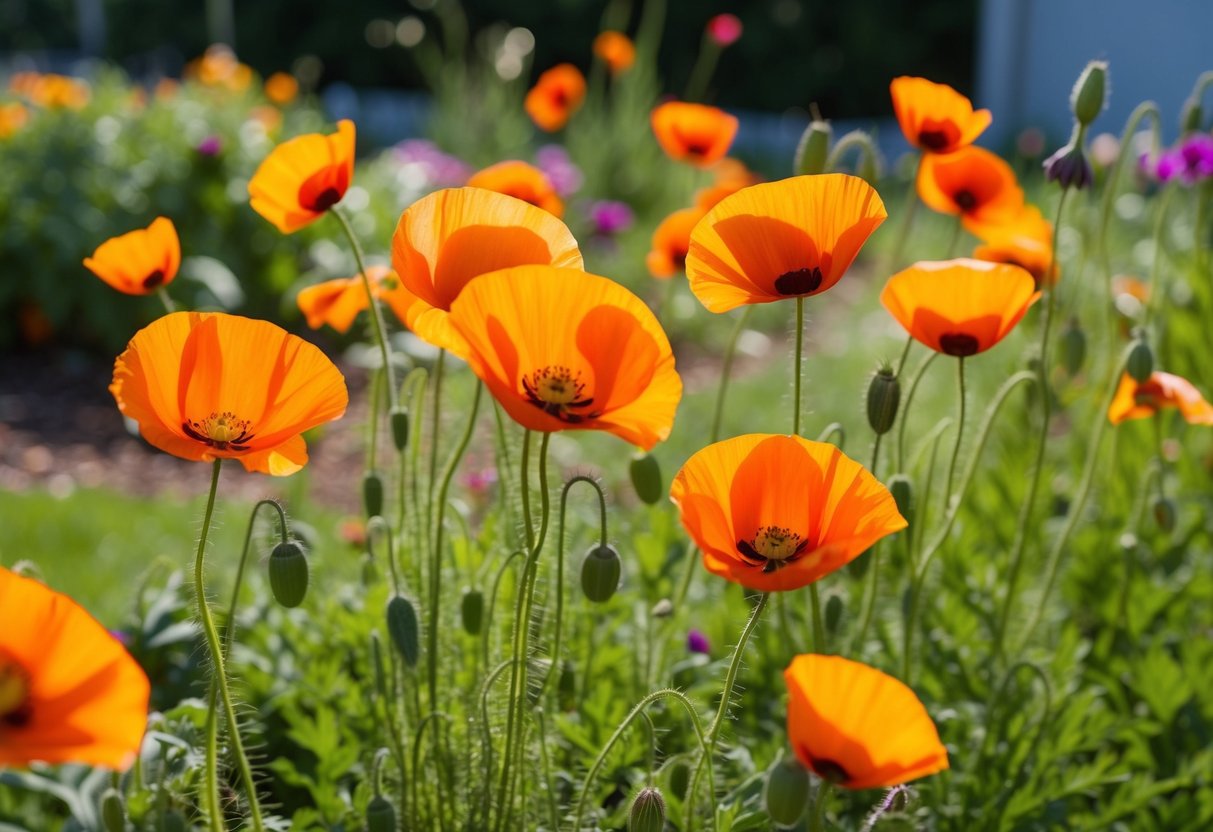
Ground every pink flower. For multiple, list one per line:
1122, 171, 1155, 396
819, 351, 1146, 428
706, 14, 743, 47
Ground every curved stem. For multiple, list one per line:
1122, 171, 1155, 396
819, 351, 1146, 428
825, 130, 879, 177
793, 297, 806, 436
897, 351, 940, 473
816, 422, 845, 448
710, 306, 753, 443
193, 461, 264, 832
810, 781, 832, 832
156, 287, 175, 314
330, 207, 396, 408
1143, 186, 1177, 330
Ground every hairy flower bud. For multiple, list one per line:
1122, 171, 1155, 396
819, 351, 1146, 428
390, 406, 410, 452
628, 787, 667, 832
888, 473, 914, 526
1126, 338, 1154, 383
866, 365, 901, 435
764, 755, 810, 827
1071, 60, 1108, 127
460, 588, 484, 635
268, 540, 309, 608
387, 595, 420, 667
363, 471, 384, 518
824, 594, 844, 634
630, 453, 663, 505
101, 788, 127, 832
581, 544, 621, 603
366, 795, 397, 832
795, 120, 832, 176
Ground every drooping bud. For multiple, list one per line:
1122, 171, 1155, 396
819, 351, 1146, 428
386, 595, 420, 667
101, 788, 127, 832
268, 540, 309, 608
1043, 141, 1093, 190
366, 795, 397, 832
866, 364, 901, 435
1060, 317, 1087, 376
764, 755, 810, 827
888, 473, 914, 525
460, 588, 484, 635
630, 453, 663, 505
1180, 96, 1203, 133
1152, 496, 1176, 532
628, 787, 667, 832
363, 471, 384, 518
1126, 338, 1154, 383
390, 406, 410, 452
581, 544, 621, 603
824, 593, 844, 634
1071, 60, 1108, 127
794, 120, 832, 176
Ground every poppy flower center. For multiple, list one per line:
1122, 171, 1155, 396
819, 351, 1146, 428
939, 333, 980, 357
0, 657, 32, 728
802, 748, 850, 785
522, 366, 596, 423
774, 266, 824, 296
182, 411, 257, 451
142, 269, 166, 289
737, 525, 809, 573
1133, 391, 1161, 408
953, 189, 978, 212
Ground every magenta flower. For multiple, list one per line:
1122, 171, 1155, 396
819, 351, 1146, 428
687, 629, 710, 655
706, 14, 743, 47
1141, 133, 1213, 186
588, 200, 635, 236
535, 144, 583, 196
393, 139, 472, 187
197, 135, 223, 156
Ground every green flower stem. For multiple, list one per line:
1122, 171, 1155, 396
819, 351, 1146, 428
825, 130, 879, 177
483, 550, 524, 666
945, 214, 964, 258
410, 712, 452, 832
944, 357, 967, 503
494, 431, 552, 832
710, 306, 754, 443
193, 460, 263, 832
427, 349, 447, 523
1143, 186, 1177, 330
683, 35, 722, 103
809, 583, 826, 652
366, 368, 382, 470
427, 381, 483, 711
810, 780, 833, 832
887, 154, 924, 271
816, 421, 845, 448
793, 296, 806, 436
156, 287, 175, 314
686, 592, 770, 826
896, 351, 940, 473
991, 186, 1070, 660
330, 207, 396, 408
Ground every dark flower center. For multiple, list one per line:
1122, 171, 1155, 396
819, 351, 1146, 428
939, 333, 980, 357
802, 748, 851, 785
774, 266, 823, 296
918, 129, 952, 151
953, 190, 978, 212
183, 411, 257, 451
0, 657, 32, 729
307, 186, 343, 213
142, 269, 166, 289
522, 366, 597, 424
737, 525, 809, 573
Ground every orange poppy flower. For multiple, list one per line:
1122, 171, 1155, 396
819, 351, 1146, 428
1108, 372, 1213, 425
647, 207, 706, 278
670, 434, 906, 592
264, 71, 299, 105
684, 174, 887, 313
890, 76, 991, 154
297, 265, 412, 333
593, 31, 636, 75
110, 311, 348, 476
83, 217, 181, 296
466, 161, 564, 217
651, 101, 739, 167
881, 259, 1038, 357
972, 205, 1057, 288
248, 119, 356, 233
525, 64, 586, 132
446, 265, 681, 450
917, 146, 1024, 231
186, 45, 253, 92
0, 102, 29, 139
0, 567, 150, 769
389, 187, 583, 355
784, 654, 948, 789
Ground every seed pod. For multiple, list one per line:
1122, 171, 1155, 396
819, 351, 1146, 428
668, 761, 690, 799
581, 544, 621, 603
363, 471, 384, 518
1060, 317, 1087, 376
794, 120, 832, 176
1071, 60, 1108, 127
460, 588, 484, 635
630, 453, 663, 505
866, 365, 901, 435
1153, 496, 1176, 532
764, 756, 810, 827
366, 794, 397, 832
268, 540, 309, 608
824, 594, 844, 634
628, 787, 667, 832
888, 473, 914, 525
101, 787, 126, 832
1126, 339, 1154, 383
387, 595, 420, 667
390, 406, 410, 452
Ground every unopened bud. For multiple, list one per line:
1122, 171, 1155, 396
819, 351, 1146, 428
390, 406, 410, 452
764, 755, 810, 827
363, 471, 384, 518
1126, 338, 1154, 383
1043, 141, 1093, 190
581, 544, 621, 603
460, 588, 484, 635
1071, 60, 1108, 127
1152, 496, 1175, 532
888, 473, 914, 525
558, 660, 577, 710
1180, 97, 1203, 133
795, 120, 832, 176
1060, 317, 1087, 376
824, 594, 844, 634
268, 540, 309, 608
366, 795, 397, 832
630, 453, 663, 505
101, 788, 127, 832
668, 761, 690, 798
628, 787, 667, 832
387, 595, 420, 667
866, 365, 901, 435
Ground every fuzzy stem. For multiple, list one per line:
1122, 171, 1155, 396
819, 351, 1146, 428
793, 297, 806, 436
330, 207, 396, 407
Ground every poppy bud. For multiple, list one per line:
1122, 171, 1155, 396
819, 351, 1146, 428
581, 544, 621, 603
630, 453, 663, 505
461, 588, 484, 635
387, 595, 420, 667
824, 593, 844, 634
268, 540, 309, 608
1152, 496, 1175, 532
651, 598, 674, 618
1060, 317, 1087, 376
366, 795, 397, 832
1126, 338, 1154, 383
160, 811, 188, 832
795, 120, 832, 176
558, 660, 577, 710
390, 406, 410, 452
1043, 142, 1093, 190
363, 471, 384, 518
668, 761, 690, 798
764, 755, 810, 827
628, 787, 667, 832
1180, 97, 1203, 133
888, 473, 914, 525
101, 788, 127, 832
1071, 60, 1108, 127
361, 552, 378, 587
866, 365, 901, 435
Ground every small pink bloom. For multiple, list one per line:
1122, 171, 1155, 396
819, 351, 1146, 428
706, 14, 743, 47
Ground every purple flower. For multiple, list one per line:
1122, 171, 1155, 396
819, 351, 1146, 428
393, 139, 472, 187
196, 135, 222, 156
687, 628, 710, 655
1139, 133, 1213, 186
588, 200, 635, 236
1043, 142, 1092, 190
535, 144, 583, 196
